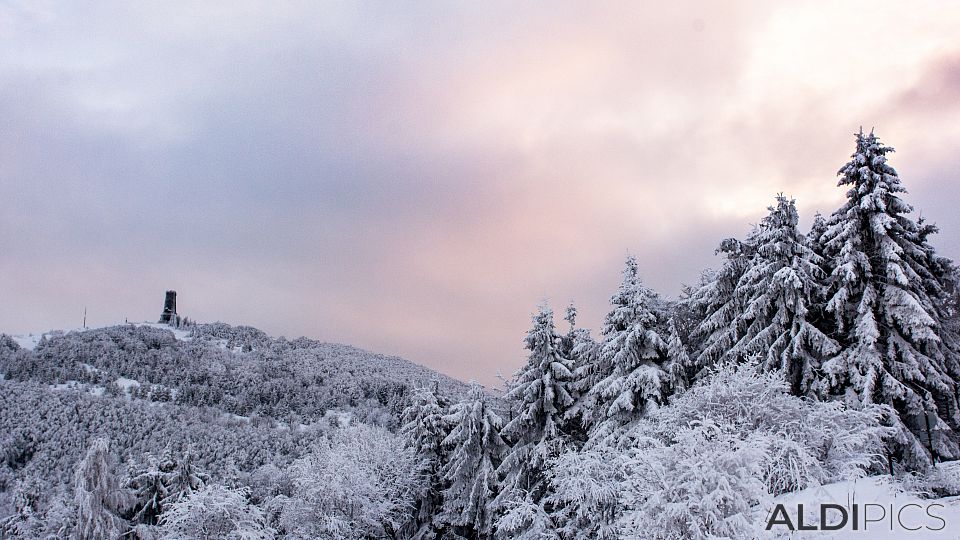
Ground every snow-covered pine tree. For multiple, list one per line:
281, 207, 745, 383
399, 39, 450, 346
665, 318, 692, 394
821, 130, 960, 462
400, 386, 451, 540
732, 195, 839, 396
564, 318, 601, 444
161, 453, 208, 507
944, 266, 960, 340
73, 438, 132, 540
557, 303, 579, 362
559, 303, 594, 445
0, 477, 45, 538
807, 211, 829, 260
497, 305, 575, 514
587, 257, 671, 442
126, 454, 168, 526
439, 382, 507, 540
689, 237, 755, 369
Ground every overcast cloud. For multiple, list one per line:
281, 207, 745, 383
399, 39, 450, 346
2, 1, 959, 385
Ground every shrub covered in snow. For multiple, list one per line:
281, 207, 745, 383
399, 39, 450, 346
279, 425, 425, 540
548, 362, 893, 539
643, 361, 892, 494
158, 484, 272, 540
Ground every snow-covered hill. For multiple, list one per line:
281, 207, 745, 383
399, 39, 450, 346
1, 320, 471, 426
0, 319, 476, 537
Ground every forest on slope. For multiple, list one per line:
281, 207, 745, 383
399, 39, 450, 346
1, 131, 960, 539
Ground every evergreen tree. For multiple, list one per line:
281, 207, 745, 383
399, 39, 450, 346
439, 383, 507, 540
665, 318, 692, 393
401, 386, 451, 540
807, 211, 829, 260
73, 438, 132, 540
557, 303, 580, 362
560, 303, 595, 445
565, 323, 601, 441
733, 195, 839, 395
161, 452, 208, 507
587, 257, 671, 441
497, 305, 575, 511
126, 455, 168, 526
820, 130, 960, 461
0, 476, 45, 538
690, 238, 756, 368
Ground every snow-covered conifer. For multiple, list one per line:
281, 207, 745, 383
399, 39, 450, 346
557, 303, 579, 361
547, 448, 623, 539
400, 386, 450, 539
587, 257, 671, 440
689, 238, 755, 368
126, 455, 168, 526
161, 453, 208, 507
402, 387, 450, 464
494, 492, 560, 540
820, 130, 960, 461
564, 319, 600, 444
665, 318, 692, 393
498, 305, 575, 508
439, 382, 507, 539
807, 211, 828, 260
0, 477, 45, 538
733, 195, 839, 395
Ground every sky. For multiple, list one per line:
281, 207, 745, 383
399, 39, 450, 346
2, 1, 960, 386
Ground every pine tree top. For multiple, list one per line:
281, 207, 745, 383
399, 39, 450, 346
603, 256, 661, 336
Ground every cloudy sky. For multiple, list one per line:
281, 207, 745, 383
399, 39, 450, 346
2, 1, 959, 385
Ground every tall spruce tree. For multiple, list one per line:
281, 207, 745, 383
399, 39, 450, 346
690, 237, 756, 368
497, 305, 575, 510
587, 257, 672, 441
161, 452, 207, 507
556, 303, 589, 440
733, 195, 839, 395
564, 310, 600, 445
808, 211, 829, 260
125, 455, 168, 527
400, 386, 451, 540
821, 130, 960, 461
439, 383, 507, 539
665, 318, 692, 393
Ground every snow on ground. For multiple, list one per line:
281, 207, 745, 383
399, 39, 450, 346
135, 322, 194, 341
116, 377, 141, 393
10, 332, 45, 350
759, 463, 960, 539
324, 409, 353, 427
10, 321, 193, 352
11, 324, 112, 350
81, 363, 103, 375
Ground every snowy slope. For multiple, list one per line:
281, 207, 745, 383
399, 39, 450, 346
759, 463, 960, 539
9, 332, 46, 350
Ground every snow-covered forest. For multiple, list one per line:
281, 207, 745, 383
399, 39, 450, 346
2, 131, 960, 538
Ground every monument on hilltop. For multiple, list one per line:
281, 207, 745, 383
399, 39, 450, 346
159, 290, 177, 324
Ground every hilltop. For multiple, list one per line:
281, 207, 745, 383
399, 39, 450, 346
2, 320, 471, 427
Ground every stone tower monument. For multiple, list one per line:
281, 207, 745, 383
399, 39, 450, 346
159, 290, 177, 324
